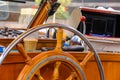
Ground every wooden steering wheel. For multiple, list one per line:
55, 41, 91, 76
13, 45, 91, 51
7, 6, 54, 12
0, 23, 104, 80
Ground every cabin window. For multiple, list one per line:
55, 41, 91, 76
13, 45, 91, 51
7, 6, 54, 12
80, 9, 120, 37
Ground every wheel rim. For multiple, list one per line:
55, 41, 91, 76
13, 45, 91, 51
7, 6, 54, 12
18, 51, 85, 80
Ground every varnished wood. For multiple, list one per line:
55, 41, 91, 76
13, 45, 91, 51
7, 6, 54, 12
52, 61, 61, 80
28, 0, 54, 28
16, 43, 31, 63
66, 72, 76, 80
0, 38, 56, 50
80, 51, 93, 67
54, 28, 63, 52
28, 3, 50, 28
35, 70, 44, 80
1, 52, 120, 80
17, 51, 82, 80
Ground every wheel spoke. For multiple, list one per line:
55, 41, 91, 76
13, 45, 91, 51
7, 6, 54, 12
54, 28, 63, 52
35, 70, 44, 80
80, 51, 93, 67
66, 72, 76, 80
16, 43, 31, 64
52, 61, 61, 80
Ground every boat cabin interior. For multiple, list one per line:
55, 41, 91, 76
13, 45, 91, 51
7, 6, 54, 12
78, 7, 120, 37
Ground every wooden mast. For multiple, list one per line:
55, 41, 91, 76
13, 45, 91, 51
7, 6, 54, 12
28, 0, 60, 29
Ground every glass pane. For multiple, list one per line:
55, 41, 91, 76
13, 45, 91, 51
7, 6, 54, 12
0, 0, 37, 29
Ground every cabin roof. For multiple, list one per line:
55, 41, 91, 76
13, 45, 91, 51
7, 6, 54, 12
80, 7, 120, 15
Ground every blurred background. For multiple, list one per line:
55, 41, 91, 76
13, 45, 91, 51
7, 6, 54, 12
0, 0, 119, 28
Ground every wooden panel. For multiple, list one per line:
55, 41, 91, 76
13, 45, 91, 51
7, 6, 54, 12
0, 52, 39, 80
0, 38, 56, 50
0, 52, 120, 80
0, 63, 24, 80
70, 52, 120, 80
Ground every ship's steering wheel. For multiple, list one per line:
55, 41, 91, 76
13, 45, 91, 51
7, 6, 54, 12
0, 23, 104, 80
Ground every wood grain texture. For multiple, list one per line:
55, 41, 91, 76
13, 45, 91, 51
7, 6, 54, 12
0, 38, 56, 50
0, 52, 120, 80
